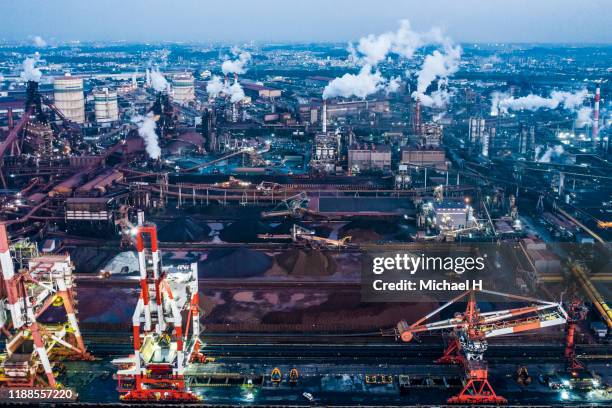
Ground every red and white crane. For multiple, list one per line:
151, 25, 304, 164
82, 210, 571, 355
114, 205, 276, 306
395, 289, 568, 404
0, 223, 92, 388
112, 213, 203, 402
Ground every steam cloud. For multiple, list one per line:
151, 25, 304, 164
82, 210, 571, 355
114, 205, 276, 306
575, 107, 593, 127
132, 113, 161, 160
150, 69, 169, 93
535, 145, 564, 163
206, 75, 245, 103
228, 82, 245, 103
221, 51, 251, 75
206, 76, 225, 98
20, 53, 42, 82
351, 19, 448, 66
490, 89, 588, 115
32, 36, 47, 48
324, 19, 459, 105
323, 65, 386, 100
412, 44, 462, 108
385, 76, 402, 95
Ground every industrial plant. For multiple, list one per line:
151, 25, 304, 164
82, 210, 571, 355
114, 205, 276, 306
0, 3, 610, 407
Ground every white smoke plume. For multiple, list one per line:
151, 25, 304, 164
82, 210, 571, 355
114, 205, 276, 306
32, 36, 47, 48
491, 89, 588, 115
150, 69, 169, 93
20, 53, 42, 82
432, 112, 446, 122
221, 51, 251, 75
385, 76, 402, 95
575, 107, 593, 128
536, 145, 564, 163
411, 44, 462, 107
323, 65, 385, 100
132, 113, 161, 160
228, 81, 245, 103
325, 19, 459, 105
206, 75, 225, 98
352, 19, 449, 66
419, 88, 452, 108
206, 75, 246, 103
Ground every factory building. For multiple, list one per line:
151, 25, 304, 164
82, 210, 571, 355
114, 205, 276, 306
93, 87, 119, 124
518, 124, 535, 157
469, 117, 486, 144
348, 144, 392, 171
241, 82, 281, 99
432, 200, 469, 230
172, 73, 195, 104
53, 74, 85, 123
311, 133, 339, 173
298, 100, 389, 125
421, 123, 443, 147
401, 147, 448, 170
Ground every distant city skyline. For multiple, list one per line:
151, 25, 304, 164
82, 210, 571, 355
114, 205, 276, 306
1, 0, 611, 44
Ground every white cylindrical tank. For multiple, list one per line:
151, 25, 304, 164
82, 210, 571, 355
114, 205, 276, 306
172, 73, 195, 104
54, 74, 85, 123
93, 87, 119, 124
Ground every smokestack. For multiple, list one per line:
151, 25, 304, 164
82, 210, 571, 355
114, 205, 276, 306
593, 86, 600, 149
7, 108, 13, 129
322, 100, 327, 133
414, 97, 421, 135
224, 74, 229, 87
234, 73, 238, 84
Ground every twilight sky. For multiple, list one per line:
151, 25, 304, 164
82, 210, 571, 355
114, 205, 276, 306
1, 0, 610, 44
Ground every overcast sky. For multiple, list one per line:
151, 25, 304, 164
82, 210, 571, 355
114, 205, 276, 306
1, 0, 611, 44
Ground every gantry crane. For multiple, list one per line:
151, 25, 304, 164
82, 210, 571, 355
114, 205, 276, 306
0, 223, 92, 388
112, 213, 204, 402
394, 290, 568, 404
564, 300, 588, 371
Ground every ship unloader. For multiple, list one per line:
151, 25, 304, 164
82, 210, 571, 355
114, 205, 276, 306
112, 214, 204, 402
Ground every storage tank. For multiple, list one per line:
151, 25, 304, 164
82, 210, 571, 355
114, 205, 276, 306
93, 87, 118, 124
53, 74, 85, 123
172, 73, 195, 104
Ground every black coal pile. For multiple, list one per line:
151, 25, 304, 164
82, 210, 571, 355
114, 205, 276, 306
339, 219, 400, 242
157, 217, 211, 242
219, 220, 272, 243
199, 248, 272, 278
276, 248, 336, 276
69, 247, 116, 274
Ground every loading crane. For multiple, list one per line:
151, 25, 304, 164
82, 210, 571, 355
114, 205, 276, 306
111, 213, 204, 402
261, 192, 317, 219
0, 224, 92, 389
394, 290, 568, 404
258, 224, 351, 249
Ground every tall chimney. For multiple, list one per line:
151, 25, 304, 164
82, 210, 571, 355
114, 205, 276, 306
593, 86, 600, 149
322, 100, 327, 133
7, 108, 13, 129
414, 97, 421, 135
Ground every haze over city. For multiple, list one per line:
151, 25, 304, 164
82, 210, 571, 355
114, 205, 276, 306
1, 0, 611, 43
